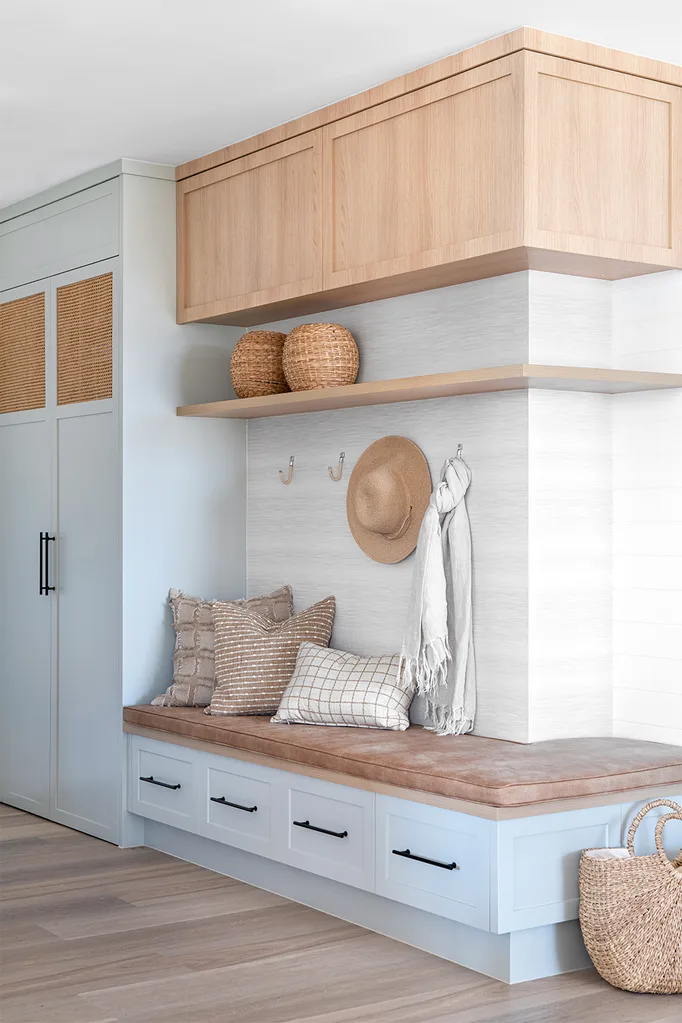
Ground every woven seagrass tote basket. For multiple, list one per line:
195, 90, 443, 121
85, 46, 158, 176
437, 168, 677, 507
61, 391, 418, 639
579, 799, 682, 994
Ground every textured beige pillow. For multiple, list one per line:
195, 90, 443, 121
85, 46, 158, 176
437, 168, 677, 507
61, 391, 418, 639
151, 586, 293, 707
207, 597, 336, 716
273, 643, 413, 730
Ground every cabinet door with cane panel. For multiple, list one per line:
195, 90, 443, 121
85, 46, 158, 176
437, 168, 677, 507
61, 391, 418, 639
0, 282, 52, 817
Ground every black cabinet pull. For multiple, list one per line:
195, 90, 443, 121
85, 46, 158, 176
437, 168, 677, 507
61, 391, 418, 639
140, 775, 181, 790
39, 533, 56, 596
39, 532, 45, 595
293, 819, 348, 839
210, 796, 257, 813
392, 848, 458, 870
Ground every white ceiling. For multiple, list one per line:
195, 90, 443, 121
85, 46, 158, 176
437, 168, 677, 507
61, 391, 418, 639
1, 0, 680, 210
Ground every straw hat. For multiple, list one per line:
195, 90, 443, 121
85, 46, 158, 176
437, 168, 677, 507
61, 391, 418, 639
347, 437, 432, 564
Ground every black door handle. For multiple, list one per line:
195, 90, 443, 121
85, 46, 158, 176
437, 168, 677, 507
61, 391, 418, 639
293, 819, 348, 839
210, 796, 257, 813
392, 848, 458, 870
140, 775, 181, 790
40, 532, 56, 595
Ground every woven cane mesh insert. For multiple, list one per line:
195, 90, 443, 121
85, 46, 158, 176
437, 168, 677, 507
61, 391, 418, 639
57, 273, 113, 405
0, 292, 46, 414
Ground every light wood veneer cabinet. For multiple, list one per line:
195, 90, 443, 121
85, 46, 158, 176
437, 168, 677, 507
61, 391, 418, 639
176, 32, 682, 325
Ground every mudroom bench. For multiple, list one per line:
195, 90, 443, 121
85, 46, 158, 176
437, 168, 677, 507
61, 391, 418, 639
123, 706, 682, 984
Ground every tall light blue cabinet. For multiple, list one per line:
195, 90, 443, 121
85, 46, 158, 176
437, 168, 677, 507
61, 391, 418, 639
0, 162, 246, 844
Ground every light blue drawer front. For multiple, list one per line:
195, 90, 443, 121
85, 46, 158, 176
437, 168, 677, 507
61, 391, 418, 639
376, 795, 491, 929
492, 804, 622, 933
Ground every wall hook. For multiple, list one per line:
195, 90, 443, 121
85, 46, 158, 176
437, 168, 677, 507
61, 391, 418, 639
456, 443, 463, 459
328, 451, 345, 482
279, 456, 295, 485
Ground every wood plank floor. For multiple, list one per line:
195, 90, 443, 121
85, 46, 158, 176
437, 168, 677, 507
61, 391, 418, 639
1, 804, 678, 1023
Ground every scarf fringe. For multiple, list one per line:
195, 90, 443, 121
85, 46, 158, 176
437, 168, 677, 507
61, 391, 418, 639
400, 636, 450, 696
422, 699, 474, 737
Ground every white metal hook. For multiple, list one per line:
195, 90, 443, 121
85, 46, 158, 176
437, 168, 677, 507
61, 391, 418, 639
279, 456, 295, 485
456, 443, 463, 459
328, 451, 345, 482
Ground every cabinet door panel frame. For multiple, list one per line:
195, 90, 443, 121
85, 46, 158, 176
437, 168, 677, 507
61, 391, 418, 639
177, 131, 323, 323
523, 51, 682, 267
322, 54, 524, 291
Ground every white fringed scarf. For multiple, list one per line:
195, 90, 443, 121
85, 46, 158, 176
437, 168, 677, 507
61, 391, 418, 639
400, 456, 476, 736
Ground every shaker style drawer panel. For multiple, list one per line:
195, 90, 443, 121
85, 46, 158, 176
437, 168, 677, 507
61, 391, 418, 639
200, 758, 276, 857
493, 804, 623, 933
376, 795, 491, 929
282, 775, 374, 890
128, 736, 197, 830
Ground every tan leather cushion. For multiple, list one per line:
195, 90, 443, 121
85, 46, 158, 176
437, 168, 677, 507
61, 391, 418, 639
123, 705, 682, 808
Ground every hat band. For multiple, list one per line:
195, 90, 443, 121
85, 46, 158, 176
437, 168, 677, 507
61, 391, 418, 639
381, 507, 412, 541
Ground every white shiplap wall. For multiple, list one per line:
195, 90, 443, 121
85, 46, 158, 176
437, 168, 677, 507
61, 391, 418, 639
250, 275, 531, 741
246, 270, 679, 744
528, 390, 613, 740
612, 271, 682, 747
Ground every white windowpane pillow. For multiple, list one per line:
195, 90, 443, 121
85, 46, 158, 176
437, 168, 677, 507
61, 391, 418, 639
273, 643, 414, 731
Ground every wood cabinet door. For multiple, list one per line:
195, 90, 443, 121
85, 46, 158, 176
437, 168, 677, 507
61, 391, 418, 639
177, 131, 322, 324
523, 52, 682, 269
322, 55, 523, 293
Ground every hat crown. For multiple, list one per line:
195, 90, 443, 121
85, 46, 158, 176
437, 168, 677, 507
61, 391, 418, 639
353, 464, 411, 539
346, 435, 431, 565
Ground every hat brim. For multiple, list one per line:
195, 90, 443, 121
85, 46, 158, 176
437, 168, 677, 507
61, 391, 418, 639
346, 436, 432, 564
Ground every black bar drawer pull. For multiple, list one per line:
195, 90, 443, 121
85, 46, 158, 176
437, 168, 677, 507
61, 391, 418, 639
293, 819, 348, 839
140, 775, 181, 790
211, 796, 257, 813
392, 848, 458, 871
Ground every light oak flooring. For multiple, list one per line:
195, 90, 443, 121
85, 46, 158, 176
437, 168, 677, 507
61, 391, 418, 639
0, 804, 678, 1023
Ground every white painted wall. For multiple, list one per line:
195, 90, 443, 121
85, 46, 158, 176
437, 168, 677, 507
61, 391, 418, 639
612, 271, 682, 746
120, 173, 245, 706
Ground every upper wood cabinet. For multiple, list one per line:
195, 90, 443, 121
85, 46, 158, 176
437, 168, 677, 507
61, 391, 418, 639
177, 133, 322, 323
523, 52, 681, 270
323, 57, 522, 293
176, 33, 682, 326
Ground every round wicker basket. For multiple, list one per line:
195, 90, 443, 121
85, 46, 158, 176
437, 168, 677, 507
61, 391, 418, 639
230, 331, 289, 399
283, 323, 359, 391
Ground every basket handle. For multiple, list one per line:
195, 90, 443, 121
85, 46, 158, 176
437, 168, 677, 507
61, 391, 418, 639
654, 813, 682, 865
627, 798, 682, 853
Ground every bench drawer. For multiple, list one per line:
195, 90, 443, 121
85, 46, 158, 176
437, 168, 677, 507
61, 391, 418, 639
129, 736, 197, 830
200, 758, 276, 857
281, 775, 374, 890
376, 795, 491, 928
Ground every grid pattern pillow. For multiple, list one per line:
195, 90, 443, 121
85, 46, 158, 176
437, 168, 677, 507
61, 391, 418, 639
273, 643, 413, 730
207, 597, 336, 716
152, 586, 293, 707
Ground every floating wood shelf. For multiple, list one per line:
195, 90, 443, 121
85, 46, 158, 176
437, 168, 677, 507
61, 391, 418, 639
177, 365, 682, 420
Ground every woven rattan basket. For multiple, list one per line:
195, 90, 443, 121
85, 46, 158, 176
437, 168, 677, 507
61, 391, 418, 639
283, 323, 359, 391
579, 799, 682, 993
230, 330, 289, 399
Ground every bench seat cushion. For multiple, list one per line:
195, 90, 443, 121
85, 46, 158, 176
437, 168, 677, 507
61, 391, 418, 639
123, 705, 682, 808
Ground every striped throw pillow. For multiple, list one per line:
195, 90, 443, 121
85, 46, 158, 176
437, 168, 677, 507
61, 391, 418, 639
207, 597, 336, 716
273, 643, 413, 730
151, 586, 293, 707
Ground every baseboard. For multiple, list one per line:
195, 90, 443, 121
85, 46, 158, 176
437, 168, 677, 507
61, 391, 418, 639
143, 819, 591, 984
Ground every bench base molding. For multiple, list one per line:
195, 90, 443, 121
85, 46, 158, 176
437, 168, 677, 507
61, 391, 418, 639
144, 818, 591, 985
